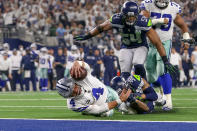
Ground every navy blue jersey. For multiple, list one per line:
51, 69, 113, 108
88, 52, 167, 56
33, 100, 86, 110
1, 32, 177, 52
21, 54, 38, 70
109, 13, 152, 49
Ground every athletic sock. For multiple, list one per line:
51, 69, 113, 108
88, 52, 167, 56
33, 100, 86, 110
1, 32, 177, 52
159, 73, 172, 94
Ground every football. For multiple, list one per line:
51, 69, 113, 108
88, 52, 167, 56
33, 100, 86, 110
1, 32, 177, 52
71, 67, 87, 81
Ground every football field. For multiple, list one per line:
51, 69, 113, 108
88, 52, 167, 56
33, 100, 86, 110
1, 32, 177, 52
0, 88, 197, 121
0, 88, 197, 131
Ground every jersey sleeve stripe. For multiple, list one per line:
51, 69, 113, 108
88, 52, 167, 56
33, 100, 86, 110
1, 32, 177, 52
135, 26, 151, 31
73, 106, 89, 112
111, 24, 124, 28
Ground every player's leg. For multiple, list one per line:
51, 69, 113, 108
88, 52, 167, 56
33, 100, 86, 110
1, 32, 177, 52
12, 70, 17, 91
43, 68, 48, 91
40, 68, 44, 90
119, 49, 133, 79
156, 40, 173, 110
31, 70, 37, 91
133, 46, 148, 79
145, 45, 158, 84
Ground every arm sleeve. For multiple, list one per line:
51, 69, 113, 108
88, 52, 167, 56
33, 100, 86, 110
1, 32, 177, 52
109, 13, 124, 28
84, 103, 109, 115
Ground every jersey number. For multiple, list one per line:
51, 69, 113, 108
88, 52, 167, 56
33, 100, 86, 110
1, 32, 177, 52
151, 12, 172, 31
122, 31, 142, 45
40, 59, 46, 64
92, 87, 104, 100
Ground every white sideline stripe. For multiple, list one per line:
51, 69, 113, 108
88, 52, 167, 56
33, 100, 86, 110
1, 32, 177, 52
0, 99, 64, 101
0, 118, 197, 123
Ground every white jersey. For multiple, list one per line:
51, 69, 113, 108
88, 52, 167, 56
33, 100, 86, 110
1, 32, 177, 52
39, 53, 50, 69
141, 0, 181, 42
66, 51, 80, 69
10, 54, 22, 70
170, 52, 181, 66
67, 61, 108, 113
48, 55, 54, 69
192, 51, 197, 65
0, 56, 12, 74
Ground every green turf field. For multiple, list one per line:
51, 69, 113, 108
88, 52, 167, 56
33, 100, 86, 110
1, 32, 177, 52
0, 88, 197, 121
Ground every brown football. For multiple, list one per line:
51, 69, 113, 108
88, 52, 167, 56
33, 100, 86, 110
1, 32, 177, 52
71, 67, 87, 81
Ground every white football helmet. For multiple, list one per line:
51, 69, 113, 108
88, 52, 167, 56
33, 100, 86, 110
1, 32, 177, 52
56, 78, 75, 98
154, 0, 170, 9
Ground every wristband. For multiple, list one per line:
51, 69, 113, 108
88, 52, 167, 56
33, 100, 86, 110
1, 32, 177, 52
183, 32, 190, 40
152, 18, 165, 25
116, 99, 122, 105
161, 56, 168, 63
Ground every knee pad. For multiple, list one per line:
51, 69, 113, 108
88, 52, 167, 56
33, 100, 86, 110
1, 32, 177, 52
134, 64, 146, 80
121, 72, 130, 80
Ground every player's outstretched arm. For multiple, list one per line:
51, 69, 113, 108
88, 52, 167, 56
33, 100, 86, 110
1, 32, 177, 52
73, 20, 112, 41
85, 88, 131, 115
174, 14, 189, 34
174, 14, 194, 44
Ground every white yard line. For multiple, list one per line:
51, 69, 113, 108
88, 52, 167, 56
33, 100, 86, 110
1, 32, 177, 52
0, 118, 197, 123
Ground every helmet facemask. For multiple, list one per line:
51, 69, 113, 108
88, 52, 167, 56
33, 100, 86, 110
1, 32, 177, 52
124, 12, 137, 26
155, 0, 170, 9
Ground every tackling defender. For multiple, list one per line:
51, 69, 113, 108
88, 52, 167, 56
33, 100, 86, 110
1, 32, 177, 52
56, 61, 131, 116
111, 74, 165, 114
74, 1, 177, 81
140, 0, 192, 110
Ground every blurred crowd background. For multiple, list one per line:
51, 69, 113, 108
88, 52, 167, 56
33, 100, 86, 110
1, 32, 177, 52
0, 0, 197, 91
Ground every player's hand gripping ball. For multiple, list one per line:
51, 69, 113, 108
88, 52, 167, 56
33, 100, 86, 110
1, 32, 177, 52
70, 66, 87, 81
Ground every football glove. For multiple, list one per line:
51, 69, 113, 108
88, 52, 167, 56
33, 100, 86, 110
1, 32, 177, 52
162, 56, 178, 79
181, 38, 195, 45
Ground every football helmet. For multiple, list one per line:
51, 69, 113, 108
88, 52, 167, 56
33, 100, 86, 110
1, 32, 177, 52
40, 47, 48, 54
110, 76, 126, 95
56, 78, 75, 98
121, 1, 140, 26
154, 0, 170, 9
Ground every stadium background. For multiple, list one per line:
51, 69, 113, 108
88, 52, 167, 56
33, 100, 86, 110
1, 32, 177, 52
0, 0, 197, 130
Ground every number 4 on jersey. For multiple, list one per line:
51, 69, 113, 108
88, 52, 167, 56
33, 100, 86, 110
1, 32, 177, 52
92, 88, 104, 100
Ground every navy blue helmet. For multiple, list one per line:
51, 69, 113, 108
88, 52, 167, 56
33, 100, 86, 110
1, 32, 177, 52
121, 1, 140, 26
110, 76, 126, 95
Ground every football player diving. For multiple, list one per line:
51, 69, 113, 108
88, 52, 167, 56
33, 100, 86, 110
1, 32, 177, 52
74, 1, 177, 83
56, 60, 131, 117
